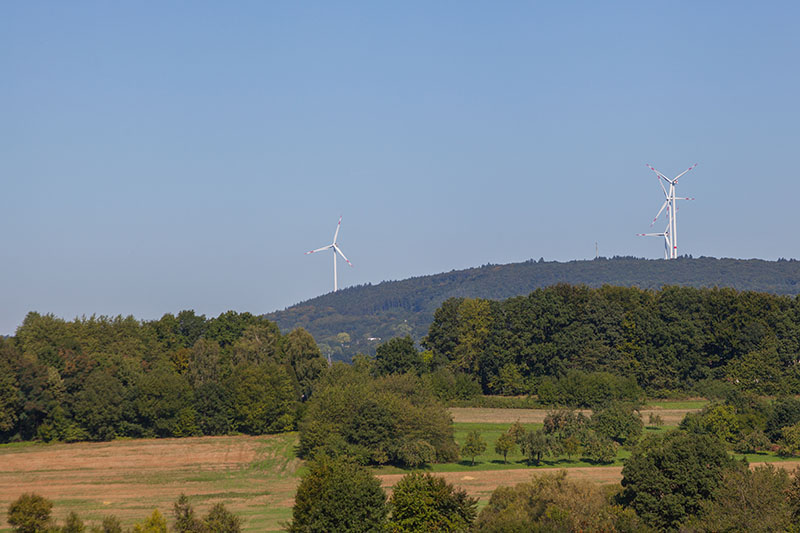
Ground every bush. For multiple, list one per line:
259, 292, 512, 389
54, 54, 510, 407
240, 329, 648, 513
475, 471, 650, 533
7, 493, 53, 533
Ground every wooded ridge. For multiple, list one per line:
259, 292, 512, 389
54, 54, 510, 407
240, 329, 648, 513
266, 256, 800, 360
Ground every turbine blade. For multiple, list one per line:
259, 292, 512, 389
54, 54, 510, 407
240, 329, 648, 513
333, 215, 342, 244
651, 200, 669, 226
305, 245, 333, 255
673, 163, 698, 182
333, 244, 352, 266
647, 164, 670, 182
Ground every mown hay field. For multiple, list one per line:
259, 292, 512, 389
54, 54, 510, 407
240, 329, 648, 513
0, 434, 300, 532
3, 401, 768, 532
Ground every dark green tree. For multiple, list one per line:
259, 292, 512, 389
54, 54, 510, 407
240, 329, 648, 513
7, 493, 53, 533
689, 464, 793, 533
0, 341, 21, 437
203, 503, 241, 533
62, 511, 85, 533
582, 431, 616, 464
172, 493, 203, 533
288, 456, 387, 533
494, 432, 516, 464
591, 402, 643, 446
373, 336, 420, 376
71, 370, 125, 441
134, 365, 195, 437
520, 429, 551, 465
388, 472, 477, 532
620, 431, 741, 531
460, 430, 486, 466
227, 363, 296, 434
284, 328, 327, 399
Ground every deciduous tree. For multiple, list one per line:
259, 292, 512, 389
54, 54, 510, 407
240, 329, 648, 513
461, 430, 486, 466
620, 431, 741, 531
288, 456, 387, 533
388, 472, 477, 532
494, 432, 516, 463
7, 493, 53, 533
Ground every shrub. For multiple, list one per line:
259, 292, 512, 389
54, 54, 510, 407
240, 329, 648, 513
7, 493, 53, 533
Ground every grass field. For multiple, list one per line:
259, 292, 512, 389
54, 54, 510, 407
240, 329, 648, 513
448, 399, 706, 426
1, 401, 774, 532
0, 434, 300, 533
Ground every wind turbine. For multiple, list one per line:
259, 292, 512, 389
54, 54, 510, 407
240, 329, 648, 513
305, 216, 353, 292
637, 222, 672, 259
646, 163, 696, 258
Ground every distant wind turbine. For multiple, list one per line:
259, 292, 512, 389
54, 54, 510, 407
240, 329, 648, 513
305, 216, 353, 292
637, 222, 672, 259
645, 163, 696, 259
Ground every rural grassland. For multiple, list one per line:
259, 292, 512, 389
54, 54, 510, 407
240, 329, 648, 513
7, 402, 796, 532
0, 434, 300, 532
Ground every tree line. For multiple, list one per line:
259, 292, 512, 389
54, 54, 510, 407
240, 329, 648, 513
423, 284, 800, 395
0, 310, 327, 443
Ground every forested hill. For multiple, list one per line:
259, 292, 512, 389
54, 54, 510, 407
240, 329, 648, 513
266, 256, 800, 361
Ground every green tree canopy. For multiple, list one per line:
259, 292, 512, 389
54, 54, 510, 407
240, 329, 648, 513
620, 431, 742, 531
373, 336, 421, 376
288, 456, 387, 533
7, 493, 53, 533
388, 472, 477, 532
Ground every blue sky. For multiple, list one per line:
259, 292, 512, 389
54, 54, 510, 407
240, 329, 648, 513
2, 2, 799, 334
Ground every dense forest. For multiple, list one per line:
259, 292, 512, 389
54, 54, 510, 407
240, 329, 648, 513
0, 310, 327, 443
423, 284, 800, 395
266, 256, 800, 360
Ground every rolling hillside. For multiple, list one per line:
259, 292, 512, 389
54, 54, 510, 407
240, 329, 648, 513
265, 256, 800, 361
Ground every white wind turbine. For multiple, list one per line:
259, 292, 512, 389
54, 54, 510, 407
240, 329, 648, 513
305, 216, 353, 292
637, 222, 672, 259
646, 163, 696, 259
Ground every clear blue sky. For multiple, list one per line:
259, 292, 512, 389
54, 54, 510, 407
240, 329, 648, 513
2, 2, 799, 334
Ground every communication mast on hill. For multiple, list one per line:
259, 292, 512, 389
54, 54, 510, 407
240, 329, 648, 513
642, 163, 697, 259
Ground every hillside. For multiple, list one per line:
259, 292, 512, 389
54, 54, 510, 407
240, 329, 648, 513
265, 257, 800, 361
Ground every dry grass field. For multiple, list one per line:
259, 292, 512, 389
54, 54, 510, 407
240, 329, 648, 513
449, 405, 702, 426
0, 403, 711, 532
378, 465, 624, 503
0, 435, 300, 532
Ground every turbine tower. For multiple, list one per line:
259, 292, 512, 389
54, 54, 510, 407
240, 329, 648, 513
645, 163, 696, 259
305, 216, 353, 292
